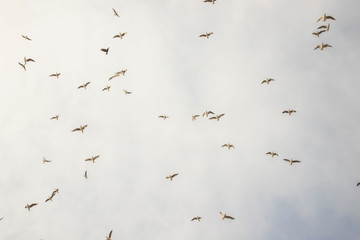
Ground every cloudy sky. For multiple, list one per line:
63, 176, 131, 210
1, 0, 360, 239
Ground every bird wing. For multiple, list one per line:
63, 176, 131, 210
261, 80, 266, 84
85, 82, 90, 87
218, 114, 225, 118
317, 16, 323, 22
171, 173, 179, 178
199, 34, 206, 37
29, 203, 38, 208
109, 230, 112, 238
222, 144, 228, 147
266, 152, 272, 155
282, 110, 289, 113
357, 182, 360, 186
85, 158, 91, 161
208, 111, 214, 115
78, 85, 84, 89
283, 159, 290, 162
225, 215, 235, 220
209, 117, 216, 120
274, 153, 279, 156
292, 160, 301, 163
314, 45, 320, 50
317, 25, 326, 29
326, 16, 336, 20
324, 44, 332, 48
319, 30, 326, 34
94, 155, 100, 159
49, 74, 56, 77
72, 128, 81, 132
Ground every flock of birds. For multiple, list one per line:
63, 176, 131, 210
3, 2, 352, 239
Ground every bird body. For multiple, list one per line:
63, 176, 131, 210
166, 173, 179, 181
85, 155, 100, 163
72, 125, 88, 133
282, 109, 296, 115
25, 203, 38, 211
199, 32, 213, 38
78, 82, 91, 89
50, 73, 61, 78
314, 42, 332, 50
43, 157, 51, 163
209, 113, 225, 121
158, 115, 169, 120
191, 216, 202, 221
317, 13, 336, 22
101, 48, 110, 55
261, 78, 275, 84
266, 152, 279, 157
50, 115, 59, 120
222, 143, 234, 150
283, 158, 301, 165
220, 212, 235, 220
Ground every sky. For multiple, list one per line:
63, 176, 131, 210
0, 0, 360, 239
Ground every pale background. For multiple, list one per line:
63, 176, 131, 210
0, 0, 360, 239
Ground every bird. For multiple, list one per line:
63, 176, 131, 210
199, 32, 213, 38
112, 8, 119, 17
282, 109, 296, 115
45, 195, 54, 203
84, 170, 88, 179
220, 212, 235, 220
283, 159, 301, 165
108, 72, 121, 81
25, 203, 38, 211
106, 230, 113, 240
101, 48, 110, 55
318, 23, 330, 31
192, 115, 200, 121
78, 82, 91, 89
202, 110, 214, 118
123, 90, 132, 95
222, 144, 235, 150
49, 73, 61, 78
72, 125, 88, 133
261, 78, 275, 84
158, 115, 169, 120
312, 30, 326, 37
50, 115, 59, 120
209, 113, 225, 121
266, 152, 279, 157
113, 32, 127, 39
0, 217, 3, 221
24, 57, 36, 64
22, 35, 32, 41
166, 173, 179, 181
317, 13, 336, 22
43, 157, 51, 164
102, 86, 111, 91
85, 155, 100, 163
356, 182, 360, 187
203, 0, 216, 4
18, 62, 26, 71
314, 42, 332, 50
191, 216, 202, 221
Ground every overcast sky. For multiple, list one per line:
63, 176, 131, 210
1, 0, 360, 239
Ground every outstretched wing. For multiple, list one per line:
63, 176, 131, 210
225, 215, 235, 220
171, 173, 179, 178
326, 16, 336, 20
72, 128, 81, 132
109, 230, 113, 238
283, 159, 290, 162
292, 160, 301, 163
29, 203, 38, 208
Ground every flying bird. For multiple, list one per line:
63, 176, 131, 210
203, 0, 216, 4
209, 113, 225, 121
112, 8, 119, 17
312, 30, 326, 37
45, 195, 54, 203
106, 230, 113, 240
72, 125, 88, 133
158, 115, 169, 120
25, 203, 38, 211
357, 182, 360, 187
314, 42, 332, 50
283, 158, 301, 165
24, 57, 36, 64
192, 115, 200, 121
50, 73, 61, 78
261, 78, 275, 84
50, 115, 59, 120
102, 86, 111, 91
109, 72, 121, 81
282, 109, 296, 115
166, 173, 179, 181
220, 212, 235, 220
84, 170, 88, 179
0, 217, 3, 221
191, 216, 202, 221
85, 155, 100, 163
123, 90, 132, 95
266, 152, 279, 157
22, 35, 32, 41
113, 32, 127, 39
43, 157, 51, 163
101, 48, 110, 55
202, 110, 214, 118
222, 144, 235, 150
78, 82, 91, 89
18, 62, 26, 71
199, 32, 213, 38
318, 23, 330, 31
317, 13, 336, 22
